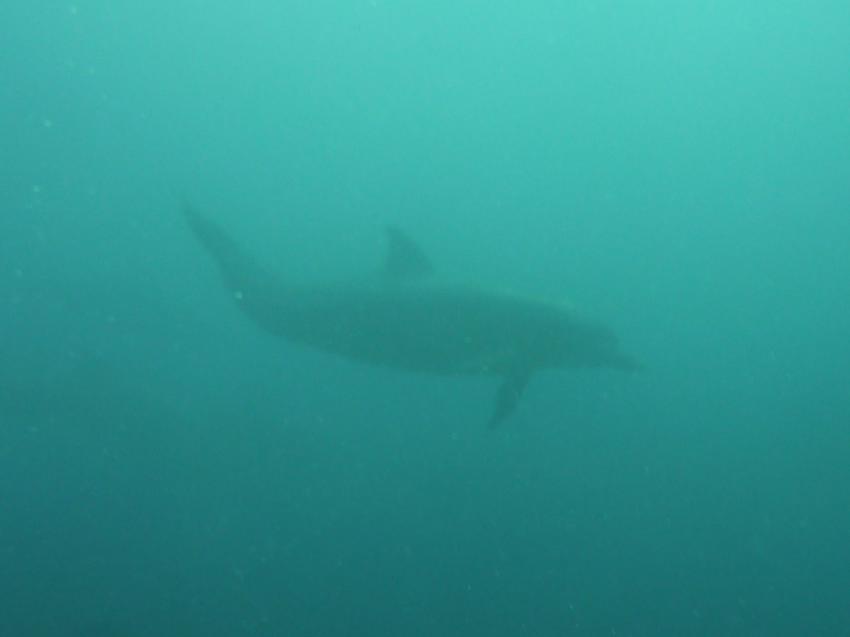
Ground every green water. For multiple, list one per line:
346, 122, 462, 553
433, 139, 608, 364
1, 1, 849, 635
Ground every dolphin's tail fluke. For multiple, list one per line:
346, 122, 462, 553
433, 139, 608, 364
182, 203, 284, 316
182, 204, 249, 289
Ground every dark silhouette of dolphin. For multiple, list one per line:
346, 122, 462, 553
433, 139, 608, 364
183, 205, 639, 426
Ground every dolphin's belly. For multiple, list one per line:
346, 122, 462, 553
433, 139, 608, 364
270, 286, 552, 375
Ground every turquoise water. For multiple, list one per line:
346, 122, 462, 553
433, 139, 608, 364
2, 2, 849, 635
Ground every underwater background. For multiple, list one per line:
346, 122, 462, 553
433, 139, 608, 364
2, 1, 849, 635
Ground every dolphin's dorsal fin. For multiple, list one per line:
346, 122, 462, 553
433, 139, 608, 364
383, 226, 433, 280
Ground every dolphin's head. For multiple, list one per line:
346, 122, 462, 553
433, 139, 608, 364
548, 317, 641, 371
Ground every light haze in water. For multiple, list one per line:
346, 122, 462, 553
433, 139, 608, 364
1, 1, 849, 635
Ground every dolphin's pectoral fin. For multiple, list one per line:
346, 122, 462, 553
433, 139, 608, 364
383, 226, 434, 281
488, 367, 533, 428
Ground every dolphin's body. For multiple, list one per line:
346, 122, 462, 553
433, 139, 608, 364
184, 206, 639, 425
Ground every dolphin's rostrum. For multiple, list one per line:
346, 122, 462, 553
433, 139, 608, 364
183, 205, 640, 426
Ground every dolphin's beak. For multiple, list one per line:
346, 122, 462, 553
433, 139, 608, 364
613, 352, 645, 372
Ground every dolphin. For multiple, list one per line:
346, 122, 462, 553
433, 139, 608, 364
183, 205, 640, 426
